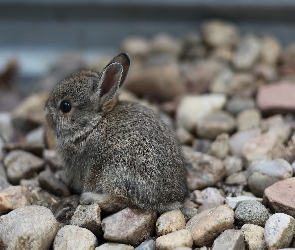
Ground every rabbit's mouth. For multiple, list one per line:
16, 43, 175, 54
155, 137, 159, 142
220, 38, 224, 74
70, 121, 99, 145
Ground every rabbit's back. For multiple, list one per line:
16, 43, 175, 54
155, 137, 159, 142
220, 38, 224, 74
86, 101, 188, 210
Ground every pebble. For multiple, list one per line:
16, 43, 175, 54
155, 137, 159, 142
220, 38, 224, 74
226, 97, 256, 115
186, 205, 235, 246
212, 229, 245, 250
0, 174, 10, 190
70, 204, 102, 236
225, 171, 247, 186
4, 150, 45, 185
176, 127, 194, 145
20, 177, 40, 190
264, 177, 295, 217
101, 208, 157, 246
257, 82, 295, 114
223, 156, 243, 177
176, 94, 226, 132
260, 35, 281, 66
3, 142, 44, 157
53, 225, 98, 250
193, 187, 225, 205
229, 128, 260, 158
207, 133, 230, 159
0, 205, 58, 249
197, 111, 235, 140
0, 185, 32, 215
264, 213, 295, 250
254, 63, 278, 82
97, 243, 134, 250
25, 126, 45, 146
225, 196, 263, 209
183, 147, 225, 190
121, 36, 150, 59
246, 158, 293, 197
0, 112, 13, 142
156, 210, 186, 236
150, 33, 181, 57
210, 67, 233, 94
192, 139, 211, 153
233, 35, 261, 70
155, 229, 193, 250
135, 239, 156, 250
38, 169, 70, 197
241, 224, 267, 250
227, 73, 256, 98
201, 20, 239, 48
197, 203, 220, 214
236, 109, 261, 131
234, 200, 269, 227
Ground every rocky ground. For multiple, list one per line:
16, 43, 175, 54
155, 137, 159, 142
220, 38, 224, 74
1, 19, 295, 249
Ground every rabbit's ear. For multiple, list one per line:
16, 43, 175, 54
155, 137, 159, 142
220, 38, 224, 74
107, 53, 130, 87
97, 62, 123, 107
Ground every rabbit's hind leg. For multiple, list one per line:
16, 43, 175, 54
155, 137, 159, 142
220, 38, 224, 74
80, 192, 128, 213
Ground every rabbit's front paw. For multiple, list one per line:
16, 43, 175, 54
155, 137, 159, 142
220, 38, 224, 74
80, 192, 108, 205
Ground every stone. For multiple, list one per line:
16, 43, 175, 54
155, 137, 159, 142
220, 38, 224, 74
70, 204, 102, 236
176, 127, 194, 145
186, 205, 235, 246
155, 229, 193, 250
192, 139, 211, 153
125, 64, 185, 101
43, 149, 63, 171
121, 36, 150, 60
236, 109, 261, 131
197, 112, 235, 140
229, 129, 261, 158
25, 126, 45, 146
176, 94, 226, 133
211, 46, 233, 63
0, 205, 58, 249
233, 35, 261, 70
254, 63, 278, 83
197, 203, 220, 214
246, 158, 293, 197
223, 156, 243, 177
210, 67, 233, 94
11, 92, 49, 132
0, 174, 10, 191
193, 187, 225, 206
201, 20, 239, 48
260, 35, 281, 66
156, 210, 186, 236
264, 177, 295, 217
97, 243, 134, 250
225, 97, 256, 115
183, 147, 225, 190
208, 133, 230, 159
150, 33, 181, 57
53, 225, 98, 250
135, 239, 155, 250
38, 169, 70, 197
225, 172, 247, 186
0, 112, 13, 142
264, 213, 295, 250
241, 224, 267, 250
227, 73, 257, 98
2, 142, 43, 157
212, 229, 245, 250
0, 185, 32, 215
234, 200, 269, 227
257, 82, 295, 115
225, 196, 263, 209
4, 150, 45, 185
101, 208, 157, 246
20, 177, 40, 191
181, 32, 203, 60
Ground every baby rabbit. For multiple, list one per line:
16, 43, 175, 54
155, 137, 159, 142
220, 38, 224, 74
45, 53, 188, 213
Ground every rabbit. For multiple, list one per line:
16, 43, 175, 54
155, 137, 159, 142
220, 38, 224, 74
45, 53, 188, 214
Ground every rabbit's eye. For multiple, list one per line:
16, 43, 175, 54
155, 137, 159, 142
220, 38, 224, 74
60, 100, 71, 113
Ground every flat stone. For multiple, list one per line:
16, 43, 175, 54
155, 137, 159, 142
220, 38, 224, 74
186, 205, 235, 246
260, 35, 281, 65
25, 126, 45, 146
234, 200, 269, 227
197, 112, 235, 140
0, 174, 11, 191
223, 156, 243, 177
2, 142, 44, 157
0, 205, 58, 249
225, 172, 247, 186
246, 159, 293, 197
0, 112, 13, 142
210, 67, 233, 95
241, 224, 267, 250
176, 94, 226, 133
70, 204, 102, 236
150, 33, 181, 57
236, 109, 261, 131
0, 185, 32, 215
264, 177, 295, 217
183, 147, 225, 190
225, 97, 256, 115
208, 133, 230, 159
264, 213, 295, 250
155, 229, 193, 250
257, 82, 295, 115
193, 187, 225, 205
38, 169, 70, 197
156, 210, 186, 236
101, 208, 157, 246
227, 73, 257, 98
135, 239, 156, 250
4, 150, 45, 185
225, 196, 263, 209
97, 243, 134, 250
212, 229, 245, 250
53, 225, 98, 250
